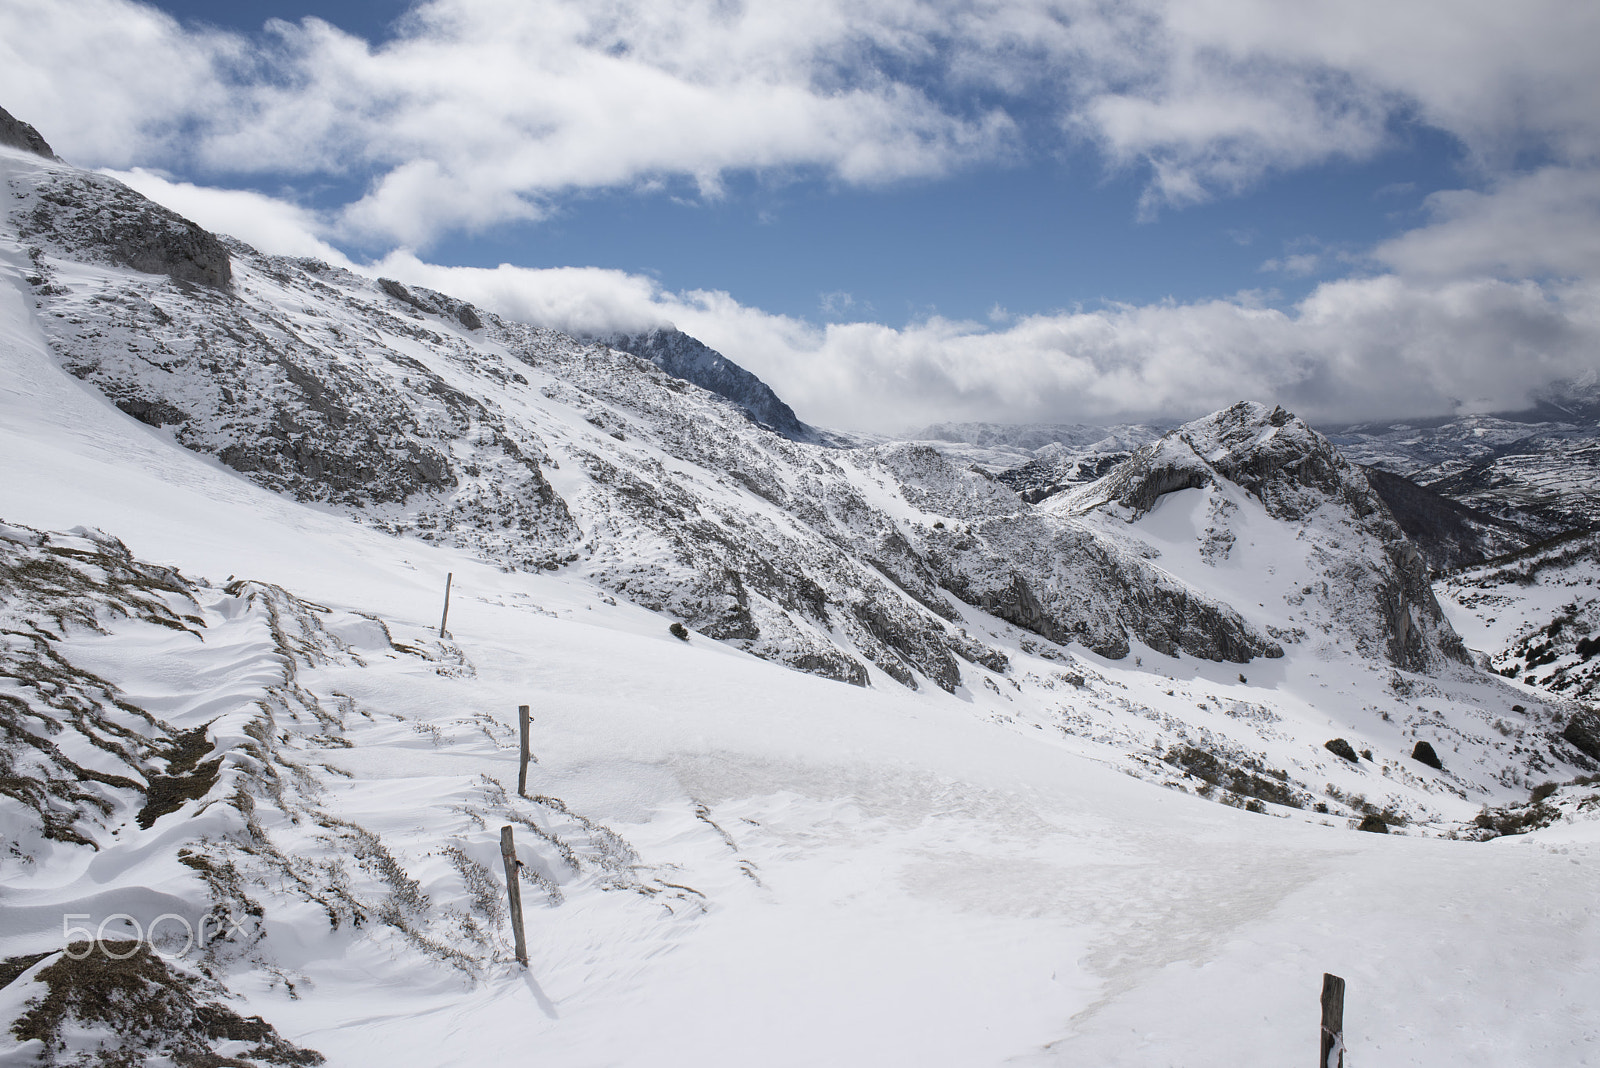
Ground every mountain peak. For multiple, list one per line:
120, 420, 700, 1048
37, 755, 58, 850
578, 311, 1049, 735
1085, 401, 1371, 522
593, 327, 814, 442
0, 104, 57, 160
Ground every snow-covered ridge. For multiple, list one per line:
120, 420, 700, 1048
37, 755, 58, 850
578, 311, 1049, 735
1056, 402, 1469, 674
10, 135, 1587, 782
2, 144, 1304, 694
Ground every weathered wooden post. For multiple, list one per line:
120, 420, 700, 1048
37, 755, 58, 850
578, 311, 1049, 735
1320, 972, 1345, 1068
517, 704, 532, 798
437, 572, 453, 639
501, 825, 528, 966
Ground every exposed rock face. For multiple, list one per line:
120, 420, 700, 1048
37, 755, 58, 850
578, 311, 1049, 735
379, 277, 484, 331
597, 327, 812, 441
14, 169, 231, 288
0, 104, 57, 159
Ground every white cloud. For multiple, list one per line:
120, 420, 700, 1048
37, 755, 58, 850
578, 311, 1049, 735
1099, 0, 1600, 207
0, 0, 1017, 247
364, 250, 1600, 433
1261, 253, 1320, 277
1374, 167, 1600, 281
375, 252, 670, 337
7, 0, 1597, 233
0, 0, 239, 166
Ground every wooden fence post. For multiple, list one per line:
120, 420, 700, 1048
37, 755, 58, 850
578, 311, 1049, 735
517, 705, 532, 798
437, 572, 453, 639
1320, 972, 1345, 1068
501, 825, 528, 966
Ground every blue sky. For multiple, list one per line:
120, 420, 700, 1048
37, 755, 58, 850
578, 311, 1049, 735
2, 1, 1597, 431
131, 0, 1465, 323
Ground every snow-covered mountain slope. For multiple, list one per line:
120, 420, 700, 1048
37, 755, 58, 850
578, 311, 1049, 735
900, 420, 1166, 475
2, 144, 1307, 698
1057, 403, 1469, 674
5, 122, 1600, 1066
3, 285, 1599, 1067
1328, 414, 1600, 539
1440, 533, 1600, 710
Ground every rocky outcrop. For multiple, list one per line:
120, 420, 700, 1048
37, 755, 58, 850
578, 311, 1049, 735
1091, 403, 1370, 522
0, 104, 57, 159
597, 327, 813, 441
379, 277, 484, 332
14, 169, 231, 288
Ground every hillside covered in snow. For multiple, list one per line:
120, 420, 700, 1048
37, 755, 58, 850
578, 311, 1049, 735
2, 112, 1599, 1066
